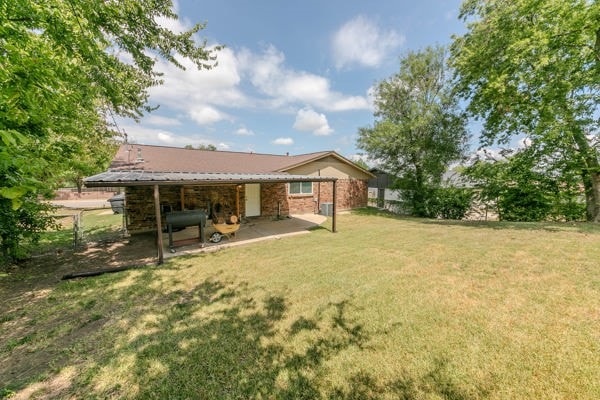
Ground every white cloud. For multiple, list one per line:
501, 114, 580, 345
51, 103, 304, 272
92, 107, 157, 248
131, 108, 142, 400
234, 127, 255, 136
139, 38, 370, 142
348, 153, 373, 168
188, 105, 228, 125
119, 123, 215, 148
149, 42, 369, 129
332, 15, 404, 69
238, 45, 371, 112
273, 137, 294, 145
149, 46, 247, 123
330, 95, 371, 112
154, 0, 185, 33
474, 148, 505, 161
157, 132, 175, 143
518, 137, 533, 148
217, 142, 231, 150
145, 115, 182, 126
293, 108, 333, 136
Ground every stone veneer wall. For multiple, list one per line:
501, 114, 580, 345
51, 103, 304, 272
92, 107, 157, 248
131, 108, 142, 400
125, 185, 243, 232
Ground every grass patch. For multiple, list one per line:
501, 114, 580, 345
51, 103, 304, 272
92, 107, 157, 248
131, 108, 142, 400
27, 209, 123, 253
1, 212, 599, 399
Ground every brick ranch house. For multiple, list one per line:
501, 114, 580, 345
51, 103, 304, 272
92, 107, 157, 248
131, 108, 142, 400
85, 144, 374, 235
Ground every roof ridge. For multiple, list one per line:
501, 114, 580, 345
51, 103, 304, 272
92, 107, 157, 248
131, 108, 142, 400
121, 143, 328, 158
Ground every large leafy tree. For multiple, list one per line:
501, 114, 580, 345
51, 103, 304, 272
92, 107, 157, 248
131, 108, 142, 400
357, 46, 469, 217
0, 0, 219, 261
467, 144, 586, 221
450, 0, 600, 221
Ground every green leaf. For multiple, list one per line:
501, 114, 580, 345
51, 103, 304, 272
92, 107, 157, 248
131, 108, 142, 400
0, 130, 29, 147
0, 186, 29, 200
11, 197, 23, 211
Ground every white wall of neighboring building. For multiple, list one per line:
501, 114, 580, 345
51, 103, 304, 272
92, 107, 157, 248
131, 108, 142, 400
368, 187, 400, 201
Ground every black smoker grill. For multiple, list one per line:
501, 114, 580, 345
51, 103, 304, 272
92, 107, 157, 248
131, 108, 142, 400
165, 210, 207, 252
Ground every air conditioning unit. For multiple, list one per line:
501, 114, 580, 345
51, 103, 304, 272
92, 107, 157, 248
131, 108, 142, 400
320, 202, 333, 216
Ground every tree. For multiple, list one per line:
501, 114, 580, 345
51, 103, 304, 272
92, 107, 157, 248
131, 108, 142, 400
466, 145, 586, 221
0, 0, 220, 261
357, 46, 469, 217
0, 195, 58, 261
185, 144, 217, 151
450, 0, 600, 221
50, 128, 121, 193
352, 158, 370, 171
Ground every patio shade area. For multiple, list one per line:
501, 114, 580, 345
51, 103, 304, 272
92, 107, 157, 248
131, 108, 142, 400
162, 214, 327, 259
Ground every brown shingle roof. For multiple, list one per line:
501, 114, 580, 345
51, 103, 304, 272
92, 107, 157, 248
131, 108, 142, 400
111, 144, 332, 174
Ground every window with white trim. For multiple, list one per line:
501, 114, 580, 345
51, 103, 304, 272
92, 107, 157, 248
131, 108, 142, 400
289, 181, 313, 195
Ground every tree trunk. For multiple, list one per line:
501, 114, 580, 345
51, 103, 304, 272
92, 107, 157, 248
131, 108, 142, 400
412, 163, 426, 217
572, 128, 600, 222
587, 172, 600, 223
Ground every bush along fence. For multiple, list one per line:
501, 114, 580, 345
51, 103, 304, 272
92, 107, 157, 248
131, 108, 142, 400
368, 187, 494, 221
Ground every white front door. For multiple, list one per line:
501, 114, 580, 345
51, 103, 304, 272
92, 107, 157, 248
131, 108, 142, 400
245, 184, 261, 217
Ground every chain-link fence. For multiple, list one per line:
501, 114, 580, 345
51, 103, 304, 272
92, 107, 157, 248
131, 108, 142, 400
24, 208, 126, 257
367, 197, 409, 214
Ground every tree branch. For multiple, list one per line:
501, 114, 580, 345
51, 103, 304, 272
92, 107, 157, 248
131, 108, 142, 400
6, 17, 34, 22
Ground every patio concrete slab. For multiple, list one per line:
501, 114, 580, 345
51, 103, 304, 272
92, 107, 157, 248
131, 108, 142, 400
162, 214, 327, 259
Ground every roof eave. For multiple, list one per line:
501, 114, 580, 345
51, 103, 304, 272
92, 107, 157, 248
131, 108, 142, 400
83, 174, 338, 188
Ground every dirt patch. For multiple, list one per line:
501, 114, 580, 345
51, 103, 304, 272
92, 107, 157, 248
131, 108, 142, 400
0, 233, 157, 393
1, 233, 156, 315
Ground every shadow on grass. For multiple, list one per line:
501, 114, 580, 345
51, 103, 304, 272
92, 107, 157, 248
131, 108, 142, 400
328, 357, 481, 400
353, 207, 599, 234
1, 266, 487, 399
98, 274, 372, 399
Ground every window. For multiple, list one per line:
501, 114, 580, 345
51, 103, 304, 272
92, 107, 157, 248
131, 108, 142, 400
289, 181, 313, 195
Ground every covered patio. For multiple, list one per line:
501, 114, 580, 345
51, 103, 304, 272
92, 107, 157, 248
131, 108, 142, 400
84, 171, 338, 264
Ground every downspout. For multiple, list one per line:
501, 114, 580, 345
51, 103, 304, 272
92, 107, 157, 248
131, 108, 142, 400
317, 169, 321, 214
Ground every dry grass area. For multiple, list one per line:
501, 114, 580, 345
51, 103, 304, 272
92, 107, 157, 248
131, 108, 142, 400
1, 209, 599, 399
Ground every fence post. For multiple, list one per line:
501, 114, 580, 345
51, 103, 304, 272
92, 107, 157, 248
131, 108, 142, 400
72, 211, 84, 248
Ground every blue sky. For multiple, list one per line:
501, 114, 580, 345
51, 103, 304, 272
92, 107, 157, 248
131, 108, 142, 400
119, 0, 467, 160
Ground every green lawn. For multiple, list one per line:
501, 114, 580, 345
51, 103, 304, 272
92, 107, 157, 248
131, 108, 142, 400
2, 210, 599, 399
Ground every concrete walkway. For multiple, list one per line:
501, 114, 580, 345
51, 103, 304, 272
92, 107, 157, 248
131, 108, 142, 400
163, 214, 327, 259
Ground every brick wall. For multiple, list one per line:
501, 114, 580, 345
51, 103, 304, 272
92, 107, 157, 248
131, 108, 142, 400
288, 193, 317, 214
337, 179, 369, 209
287, 179, 368, 214
261, 183, 290, 217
